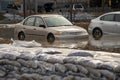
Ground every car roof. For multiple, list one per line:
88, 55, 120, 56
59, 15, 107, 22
106, 11, 120, 14
97, 11, 120, 18
31, 14, 62, 18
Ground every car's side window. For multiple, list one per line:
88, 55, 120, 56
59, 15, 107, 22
115, 14, 120, 22
100, 14, 114, 21
35, 17, 44, 27
24, 17, 35, 26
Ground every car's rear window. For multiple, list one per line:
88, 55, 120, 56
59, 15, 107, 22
100, 14, 114, 21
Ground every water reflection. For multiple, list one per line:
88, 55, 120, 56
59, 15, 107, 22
39, 38, 88, 49
89, 35, 120, 48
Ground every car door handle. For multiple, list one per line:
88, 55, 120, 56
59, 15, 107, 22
23, 28, 26, 29
100, 22, 103, 24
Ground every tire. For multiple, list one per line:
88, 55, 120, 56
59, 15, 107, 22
47, 34, 55, 43
18, 32, 25, 40
92, 28, 102, 40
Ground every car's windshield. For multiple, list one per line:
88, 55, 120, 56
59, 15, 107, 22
44, 16, 73, 27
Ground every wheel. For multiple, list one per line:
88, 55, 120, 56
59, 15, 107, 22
18, 32, 25, 40
92, 28, 102, 40
47, 34, 55, 43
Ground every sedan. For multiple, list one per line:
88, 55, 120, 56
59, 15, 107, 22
88, 11, 120, 40
13, 14, 88, 43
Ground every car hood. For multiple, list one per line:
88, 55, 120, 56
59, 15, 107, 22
48, 25, 87, 32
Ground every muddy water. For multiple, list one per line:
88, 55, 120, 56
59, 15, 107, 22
39, 38, 88, 49
89, 35, 120, 48
87, 35, 120, 53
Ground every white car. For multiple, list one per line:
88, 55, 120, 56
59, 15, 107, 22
13, 14, 88, 43
72, 3, 84, 12
88, 11, 120, 40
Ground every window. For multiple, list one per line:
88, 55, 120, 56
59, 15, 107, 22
100, 14, 114, 21
24, 17, 35, 26
44, 16, 73, 27
35, 17, 44, 27
115, 14, 120, 22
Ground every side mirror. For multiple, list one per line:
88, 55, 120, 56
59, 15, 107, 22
39, 25, 46, 28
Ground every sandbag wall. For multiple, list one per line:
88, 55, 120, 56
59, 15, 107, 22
0, 49, 120, 80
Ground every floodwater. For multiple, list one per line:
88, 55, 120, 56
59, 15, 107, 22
39, 38, 88, 49
39, 34, 120, 51
89, 35, 120, 48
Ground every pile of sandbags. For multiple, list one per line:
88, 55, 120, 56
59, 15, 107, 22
0, 44, 120, 80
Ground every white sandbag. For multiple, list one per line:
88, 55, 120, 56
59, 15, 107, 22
17, 59, 37, 68
76, 65, 88, 74
99, 61, 120, 71
64, 63, 78, 72
42, 76, 52, 80
35, 53, 49, 61
46, 56, 64, 64
18, 52, 35, 60
63, 57, 79, 64
77, 57, 96, 68
63, 76, 74, 80
38, 61, 55, 72
87, 67, 101, 78
1, 53, 16, 60
55, 63, 66, 73
99, 70, 116, 80
0, 70, 6, 77
0, 59, 21, 67
51, 75, 62, 80
68, 51, 93, 57
42, 48, 62, 54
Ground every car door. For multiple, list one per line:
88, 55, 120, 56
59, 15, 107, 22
114, 14, 120, 35
22, 16, 38, 40
100, 14, 116, 35
34, 17, 47, 41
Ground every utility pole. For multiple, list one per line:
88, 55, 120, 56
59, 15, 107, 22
23, 0, 26, 18
70, 0, 73, 22
102, 0, 104, 11
87, 0, 90, 8
35, 0, 38, 14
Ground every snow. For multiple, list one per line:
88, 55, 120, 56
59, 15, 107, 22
12, 40, 41, 47
3, 13, 24, 20
61, 12, 95, 21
